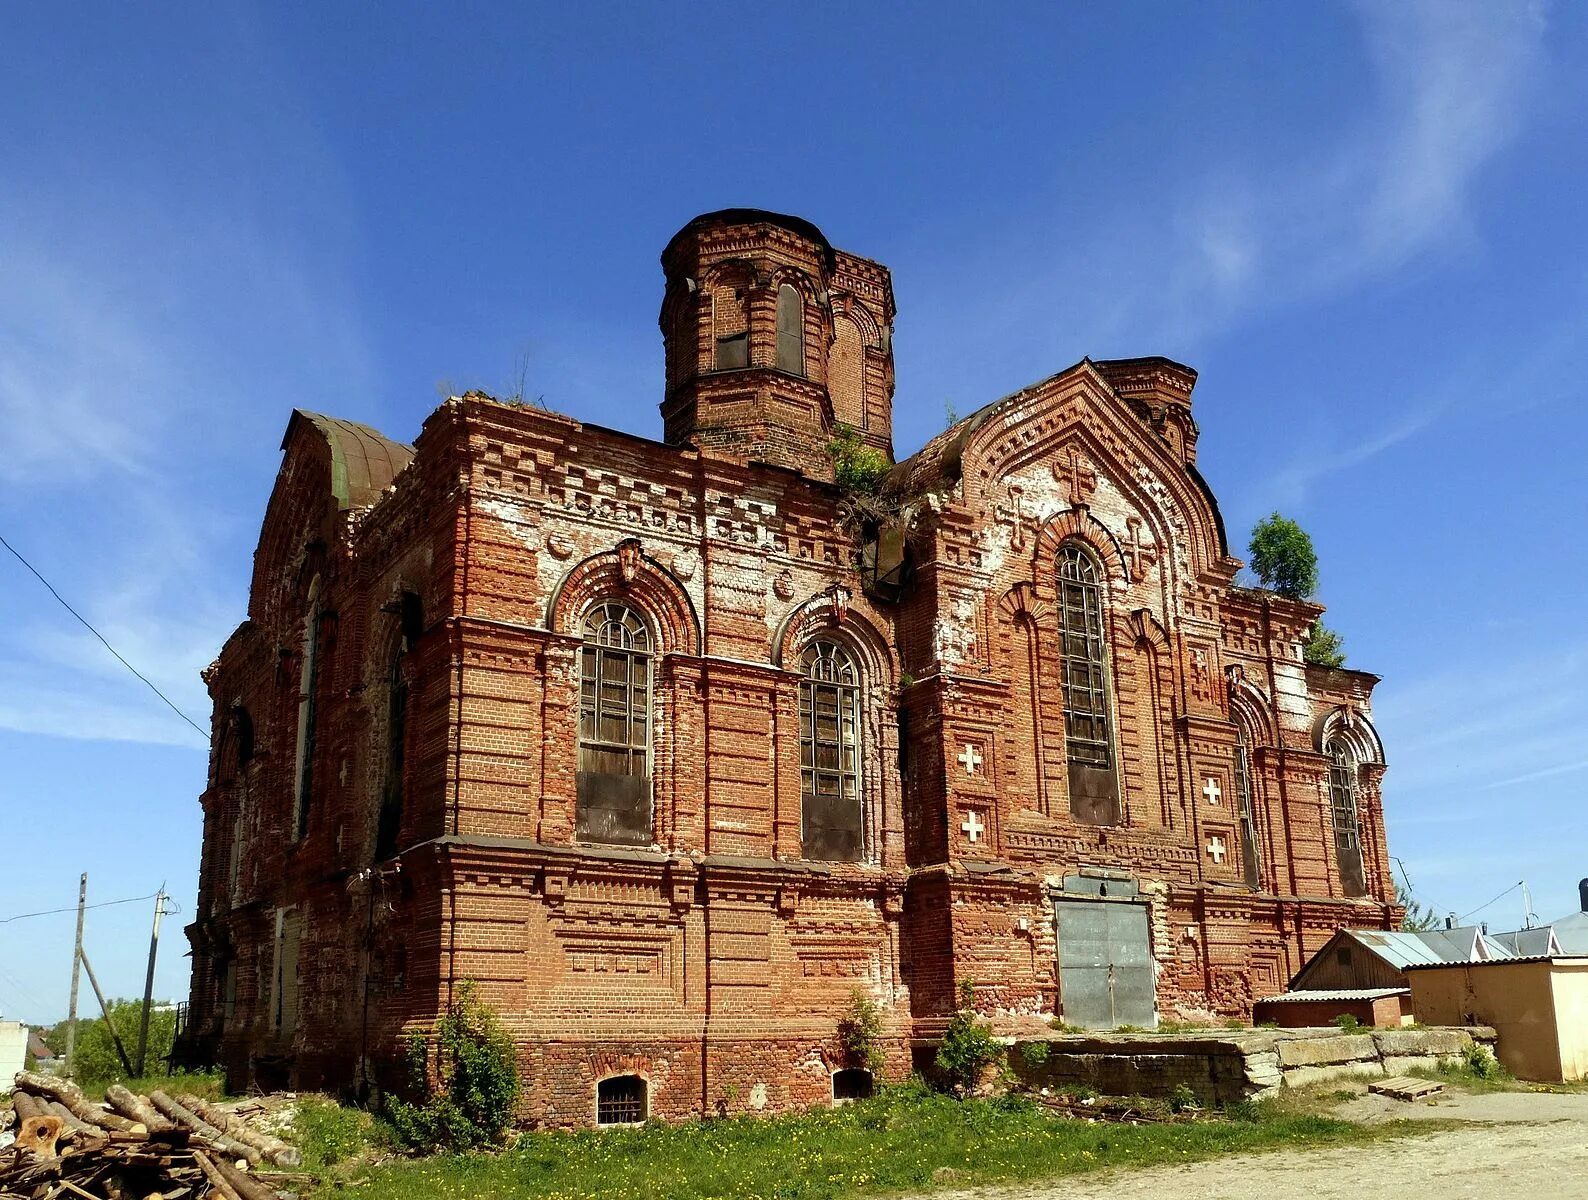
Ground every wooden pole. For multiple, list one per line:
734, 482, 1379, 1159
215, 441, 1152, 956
64, 872, 87, 1078
78, 947, 135, 1078
134, 887, 168, 1077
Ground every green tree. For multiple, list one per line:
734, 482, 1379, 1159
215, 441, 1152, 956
826, 424, 891, 495
1397, 882, 1441, 932
1303, 619, 1346, 668
1247, 513, 1319, 600
51, 999, 178, 1085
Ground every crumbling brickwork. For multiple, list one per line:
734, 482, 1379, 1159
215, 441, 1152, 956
182, 209, 1400, 1125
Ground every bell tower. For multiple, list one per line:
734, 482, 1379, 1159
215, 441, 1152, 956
659, 209, 895, 478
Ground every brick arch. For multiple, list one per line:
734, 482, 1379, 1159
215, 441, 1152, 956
1032, 510, 1129, 586
1126, 607, 1169, 654
834, 295, 881, 347
546, 540, 702, 656
997, 581, 1051, 628
1314, 705, 1385, 766
772, 588, 893, 684
1227, 671, 1278, 747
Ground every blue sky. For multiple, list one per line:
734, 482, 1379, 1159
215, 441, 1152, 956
2, 2, 1585, 1025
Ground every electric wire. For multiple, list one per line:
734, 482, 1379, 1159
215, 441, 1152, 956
0, 891, 160, 925
0, 531, 207, 739
1458, 880, 1522, 924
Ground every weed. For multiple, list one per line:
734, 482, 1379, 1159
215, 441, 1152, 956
1018, 1042, 1051, 1069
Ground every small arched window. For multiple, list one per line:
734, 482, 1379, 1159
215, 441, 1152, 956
832, 1068, 874, 1104
776, 283, 804, 375
596, 1074, 648, 1126
292, 578, 322, 841
376, 644, 408, 862
577, 602, 652, 846
1326, 737, 1367, 897
1232, 722, 1262, 889
799, 639, 863, 861
1057, 544, 1119, 824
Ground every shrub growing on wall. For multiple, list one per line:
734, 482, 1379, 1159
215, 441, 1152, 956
386, 981, 520, 1151
935, 983, 1003, 1096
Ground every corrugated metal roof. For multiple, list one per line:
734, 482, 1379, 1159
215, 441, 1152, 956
1260, 987, 1409, 1003
1345, 927, 1510, 967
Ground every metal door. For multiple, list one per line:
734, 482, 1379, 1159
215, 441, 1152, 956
1055, 901, 1156, 1029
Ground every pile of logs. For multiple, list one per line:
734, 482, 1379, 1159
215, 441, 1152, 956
2, 1072, 302, 1200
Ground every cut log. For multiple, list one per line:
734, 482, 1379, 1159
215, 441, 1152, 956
147, 1092, 261, 1166
192, 1148, 246, 1200
105, 1085, 173, 1133
180, 1095, 302, 1169
11, 1071, 144, 1135
10, 1090, 45, 1122
15, 1114, 63, 1157
213, 1154, 287, 1200
45, 1098, 95, 1136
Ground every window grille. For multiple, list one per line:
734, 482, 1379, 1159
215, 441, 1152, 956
1327, 737, 1367, 896
597, 1074, 647, 1125
776, 283, 804, 375
799, 639, 863, 861
1057, 545, 1112, 768
577, 603, 652, 845
377, 645, 407, 861
1233, 724, 1262, 888
292, 580, 322, 841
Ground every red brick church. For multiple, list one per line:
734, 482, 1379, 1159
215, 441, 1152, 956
183, 209, 1399, 1125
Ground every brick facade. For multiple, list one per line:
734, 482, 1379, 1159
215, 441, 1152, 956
183, 209, 1400, 1126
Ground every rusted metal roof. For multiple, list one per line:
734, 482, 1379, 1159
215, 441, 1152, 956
283, 410, 413, 510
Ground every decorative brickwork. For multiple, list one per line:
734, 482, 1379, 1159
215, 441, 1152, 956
182, 210, 1400, 1126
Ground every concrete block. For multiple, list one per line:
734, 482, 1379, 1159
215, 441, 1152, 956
1373, 1029, 1470, 1057
1283, 1061, 1386, 1088
1276, 1034, 1378, 1067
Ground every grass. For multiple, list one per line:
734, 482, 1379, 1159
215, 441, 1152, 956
314, 1084, 1410, 1200
73, 1071, 226, 1104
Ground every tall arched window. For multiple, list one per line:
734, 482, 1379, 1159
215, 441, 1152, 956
292, 578, 322, 841
577, 602, 652, 846
1232, 723, 1262, 889
376, 644, 408, 862
1057, 544, 1119, 824
799, 639, 862, 861
776, 283, 804, 375
1327, 737, 1367, 897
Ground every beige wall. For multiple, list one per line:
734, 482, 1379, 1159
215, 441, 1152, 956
1408, 959, 1588, 1082
1551, 963, 1588, 1081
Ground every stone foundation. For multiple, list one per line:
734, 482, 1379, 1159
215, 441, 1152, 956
1009, 1026, 1498, 1105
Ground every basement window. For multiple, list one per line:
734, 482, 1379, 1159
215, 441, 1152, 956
597, 1074, 647, 1126
832, 1068, 873, 1105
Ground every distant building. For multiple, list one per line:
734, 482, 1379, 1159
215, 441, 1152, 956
0, 1021, 28, 1094
1492, 879, 1588, 957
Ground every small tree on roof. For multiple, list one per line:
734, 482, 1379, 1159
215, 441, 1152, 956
1247, 513, 1346, 667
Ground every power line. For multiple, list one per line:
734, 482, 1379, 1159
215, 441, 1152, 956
0, 531, 207, 740
1459, 880, 1522, 924
0, 891, 160, 925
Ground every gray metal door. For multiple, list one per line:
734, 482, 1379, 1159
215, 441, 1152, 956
1055, 901, 1156, 1029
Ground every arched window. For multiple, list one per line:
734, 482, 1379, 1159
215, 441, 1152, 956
799, 639, 862, 861
1232, 723, 1262, 889
376, 644, 408, 862
776, 283, 804, 375
596, 1074, 647, 1126
713, 283, 749, 370
1327, 737, 1367, 897
292, 578, 322, 841
577, 602, 652, 846
1057, 544, 1119, 824
832, 1068, 874, 1104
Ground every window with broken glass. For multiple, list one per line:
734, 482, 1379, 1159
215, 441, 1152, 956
799, 639, 863, 861
1327, 737, 1367, 896
1233, 722, 1262, 888
577, 602, 652, 846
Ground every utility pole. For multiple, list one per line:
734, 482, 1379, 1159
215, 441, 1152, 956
64, 873, 86, 1079
134, 886, 169, 1078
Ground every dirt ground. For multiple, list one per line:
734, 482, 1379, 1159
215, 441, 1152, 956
933, 1090, 1588, 1200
